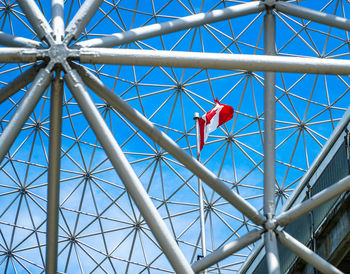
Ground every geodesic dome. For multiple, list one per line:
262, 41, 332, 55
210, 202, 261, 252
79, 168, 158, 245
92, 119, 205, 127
0, 0, 350, 273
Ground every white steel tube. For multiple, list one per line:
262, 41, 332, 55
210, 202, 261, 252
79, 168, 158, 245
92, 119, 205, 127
263, 10, 280, 274
277, 175, 350, 227
45, 76, 63, 274
77, 1, 265, 48
0, 64, 42, 104
74, 64, 265, 225
64, 69, 194, 274
17, 0, 54, 43
79, 48, 350, 75
194, 112, 207, 271
0, 31, 41, 48
0, 67, 52, 165
64, 0, 104, 43
191, 229, 262, 273
276, 230, 343, 274
52, 0, 64, 42
276, 2, 350, 32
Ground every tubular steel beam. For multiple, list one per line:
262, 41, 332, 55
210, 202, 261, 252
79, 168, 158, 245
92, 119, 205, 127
79, 48, 350, 75
277, 175, 350, 227
17, 0, 54, 43
276, 230, 343, 274
64, 0, 104, 44
73, 64, 265, 226
263, 9, 280, 274
64, 69, 194, 274
0, 31, 41, 48
0, 64, 43, 104
76, 1, 265, 48
0, 48, 38, 63
0, 67, 52, 165
52, 0, 64, 42
45, 75, 63, 274
275, 1, 350, 32
191, 229, 262, 273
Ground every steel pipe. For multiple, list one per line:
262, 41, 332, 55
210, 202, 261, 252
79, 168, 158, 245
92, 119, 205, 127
17, 0, 54, 43
79, 48, 350, 75
0, 48, 39, 63
0, 67, 52, 165
73, 64, 265, 225
64, 69, 194, 274
276, 230, 343, 274
263, 10, 280, 274
52, 0, 64, 42
45, 75, 63, 274
276, 2, 350, 32
191, 229, 262, 273
0, 31, 41, 48
277, 175, 350, 227
64, 0, 104, 44
0, 64, 42, 104
76, 1, 265, 48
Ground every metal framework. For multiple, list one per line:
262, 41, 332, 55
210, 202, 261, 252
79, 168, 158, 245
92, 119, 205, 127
0, 0, 350, 273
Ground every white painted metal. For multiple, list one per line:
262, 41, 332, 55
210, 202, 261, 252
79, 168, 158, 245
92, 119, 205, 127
79, 48, 350, 75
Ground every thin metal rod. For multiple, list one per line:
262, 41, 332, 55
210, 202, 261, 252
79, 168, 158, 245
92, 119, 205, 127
276, 1, 350, 32
76, 1, 265, 48
17, 0, 54, 43
191, 229, 262, 273
52, 0, 64, 42
74, 64, 265, 225
45, 75, 63, 274
0, 67, 52, 165
79, 48, 350, 75
64, 69, 194, 274
276, 230, 343, 274
263, 9, 280, 274
194, 112, 207, 271
0, 31, 41, 48
277, 175, 350, 226
64, 0, 104, 44
0, 64, 43, 104
0, 48, 38, 63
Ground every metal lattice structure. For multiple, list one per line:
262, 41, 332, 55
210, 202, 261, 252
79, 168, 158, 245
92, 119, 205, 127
1, 0, 350, 273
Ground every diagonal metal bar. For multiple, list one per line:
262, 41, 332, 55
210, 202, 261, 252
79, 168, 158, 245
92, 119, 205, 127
276, 175, 350, 227
78, 48, 350, 75
0, 31, 41, 48
64, 68, 194, 274
0, 48, 39, 63
0, 64, 43, 104
17, 0, 54, 43
276, 230, 343, 274
191, 229, 262, 273
73, 63, 265, 225
76, 1, 265, 48
263, 9, 280, 274
64, 0, 104, 44
52, 0, 65, 42
0, 67, 52, 165
45, 74, 63, 274
275, 1, 350, 32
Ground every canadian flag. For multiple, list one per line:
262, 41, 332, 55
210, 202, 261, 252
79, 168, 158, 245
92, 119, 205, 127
199, 99, 234, 150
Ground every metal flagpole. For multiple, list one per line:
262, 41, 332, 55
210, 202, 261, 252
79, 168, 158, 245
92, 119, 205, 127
194, 112, 207, 273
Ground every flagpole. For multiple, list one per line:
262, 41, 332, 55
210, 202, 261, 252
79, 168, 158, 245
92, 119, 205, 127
194, 112, 207, 273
